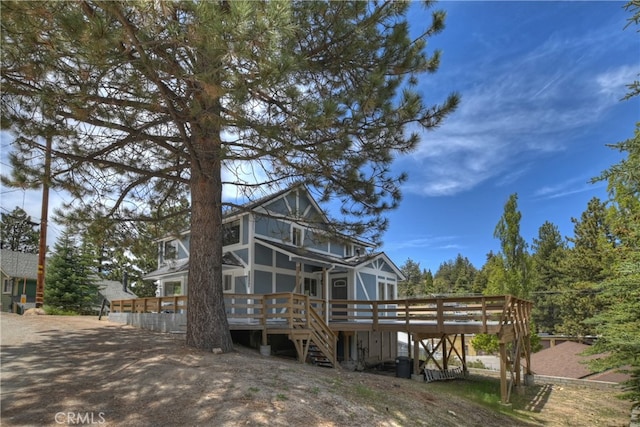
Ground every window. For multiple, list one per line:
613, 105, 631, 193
292, 227, 303, 247
303, 278, 318, 297
164, 281, 182, 296
223, 274, 233, 293
345, 245, 352, 257
387, 283, 395, 300
378, 282, 385, 300
163, 241, 178, 261
3, 279, 11, 294
222, 220, 240, 246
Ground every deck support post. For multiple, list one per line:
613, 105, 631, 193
499, 341, 508, 404
441, 334, 448, 370
461, 333, 467, 374
412, 334, 420, 378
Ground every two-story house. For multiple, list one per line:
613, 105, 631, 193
143, 184, 405, 366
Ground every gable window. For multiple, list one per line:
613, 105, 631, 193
163, 241, 178, 261
223, 220, 241, 246
303, 277, 318, 297
292, 226, 303, 247
345, 245, 352, 257
223, 274, 234, 293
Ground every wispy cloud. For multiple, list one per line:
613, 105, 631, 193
401, 14, 636, 198
532, 176, 606, 200
383, 234, 463, 252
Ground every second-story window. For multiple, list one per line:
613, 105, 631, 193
163, 241, 178, 261
292, 226, 303, 247
223, 220, 240, 246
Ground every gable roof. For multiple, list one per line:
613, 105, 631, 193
255, 237, 404, 279
143, 251, 244, 280
0, 249, 39, 279
96, 279, 137, 302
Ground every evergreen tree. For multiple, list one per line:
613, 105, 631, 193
433, 254, 477, 294
399, 258, 423, 298
0, 207, 40, 253
492, 194, 532, 298
44, 233, 99, 314
557, 198, 615, 337
530, 221, 567, 333
586, 13, 640, 403
1, 1, 458, 351
422, 268, 434, 295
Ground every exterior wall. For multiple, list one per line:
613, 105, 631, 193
109, 312, 187, 333
2, 276, 37, 312
357, 330, 398, 365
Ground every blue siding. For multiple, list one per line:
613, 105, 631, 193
255, 244, 272, 266
179, 236, 189, 258
255, 216, 288, 240
299, 194, 312, 216
357, 272, 377, 300
305, 231, 329, 252
275, 251, 295, 269
265, 198, 288, 216
254, 270, 272, 294
234, 276, 246, 293
330, 243, 344, 256
276, 273, 295, 292
242, 216, 249, 245
233, 248, 249, 265
381, 261, 395, 274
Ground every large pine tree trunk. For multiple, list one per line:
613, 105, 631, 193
186, 135, 234, 352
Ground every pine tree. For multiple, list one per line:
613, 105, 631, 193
0, 207, 40, 253
557, 198, 615, 337
530, 221, 567, 333
399, 258, 423, 298
432, 254, 477, 294
44, 233, 99, 314
2, 1, 459, 351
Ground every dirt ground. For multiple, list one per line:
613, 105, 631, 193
0, 313, 632, 426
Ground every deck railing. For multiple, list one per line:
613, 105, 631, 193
110, 293, 531, 333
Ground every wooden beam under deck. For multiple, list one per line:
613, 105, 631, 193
111, 292, 532, 404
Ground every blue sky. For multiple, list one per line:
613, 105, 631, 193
382, 1, 639, 273
1, 1, 638, 275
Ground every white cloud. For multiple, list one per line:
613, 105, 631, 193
532, 176, 606, 200
382, 234, 462, 252
402, 21, 635, 198
596, 65, 639, 100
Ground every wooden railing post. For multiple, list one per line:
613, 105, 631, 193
372, 301, 378, 330
405, 299, 410, 329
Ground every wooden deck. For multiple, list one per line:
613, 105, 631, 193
110, 292, 532, 403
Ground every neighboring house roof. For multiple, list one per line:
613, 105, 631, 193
0, 249, 39, 279
143, 251, 243, 280
96, 279, 137, 302
531, 341, 631, 383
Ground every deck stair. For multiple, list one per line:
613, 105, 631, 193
307, 342, 334, 368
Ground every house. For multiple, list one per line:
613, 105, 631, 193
531, 341, 631, 383
143, 184, 405, 365
0, 249, 39, 313
96, 278, 137, 310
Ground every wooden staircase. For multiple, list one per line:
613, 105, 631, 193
289, 298, 338, 368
